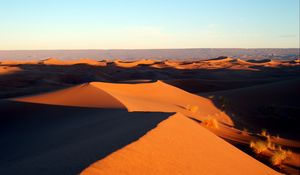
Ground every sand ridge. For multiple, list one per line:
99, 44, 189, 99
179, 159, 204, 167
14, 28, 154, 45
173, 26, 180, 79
81, 113, 281, 175
2, 57, 299, 70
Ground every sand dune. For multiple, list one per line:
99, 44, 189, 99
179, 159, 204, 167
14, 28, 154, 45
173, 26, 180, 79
0, 66, 22, 75
1, 56, 299, 71
40, 58, 106, 66
0, 60, 39, 65
15, 80, 233, 125
149, 57, 299, 70
113, 59, 157, 68
203, 78, 300, 140
81, 113, 280, 175
15, 83, 125, 108
1, 58, 299, 175
0, 58, 106, 66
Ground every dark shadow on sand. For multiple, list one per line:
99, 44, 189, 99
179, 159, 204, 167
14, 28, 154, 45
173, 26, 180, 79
0, 100, 172, 175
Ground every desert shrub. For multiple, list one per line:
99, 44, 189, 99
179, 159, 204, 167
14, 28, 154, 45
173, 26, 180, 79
186, 105, 199, 113
203, 117, 219, 129
270, 150, 291, 166
250, 140, 268, 154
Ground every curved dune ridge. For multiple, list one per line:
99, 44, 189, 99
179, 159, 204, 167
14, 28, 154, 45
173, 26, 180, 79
14, 80, 233, 125
14, 83, 125, 108
81, 113, 280, 175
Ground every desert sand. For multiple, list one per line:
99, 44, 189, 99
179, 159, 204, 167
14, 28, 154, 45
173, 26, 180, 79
81, 113, 281, 175
0, 56, 299, 175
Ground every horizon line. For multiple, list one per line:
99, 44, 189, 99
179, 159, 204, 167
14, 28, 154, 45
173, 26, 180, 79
0, 47, 299, 51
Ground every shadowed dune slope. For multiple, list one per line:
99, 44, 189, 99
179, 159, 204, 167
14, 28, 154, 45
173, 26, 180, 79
81, 113, 280, 175
0, 100, 170, 175
204, 78, 300, 139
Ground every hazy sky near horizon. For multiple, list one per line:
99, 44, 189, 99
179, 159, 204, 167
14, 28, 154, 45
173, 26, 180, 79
0, 0, 299, 50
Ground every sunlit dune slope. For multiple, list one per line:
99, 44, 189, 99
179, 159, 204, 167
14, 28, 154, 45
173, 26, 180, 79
81, 113, 280, 175
15, 83, 125, 108
14, 81, 233, 125
41, 58, 106, 66
113, 59, 157, 68
0, 60, 39, 65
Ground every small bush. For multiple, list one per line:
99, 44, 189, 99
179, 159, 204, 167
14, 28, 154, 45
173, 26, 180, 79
203, 117, 219, 129
270, 150, 288, 166
250, 140, 268, 154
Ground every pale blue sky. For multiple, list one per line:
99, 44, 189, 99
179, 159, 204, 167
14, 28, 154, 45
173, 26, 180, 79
0, 0, 299, 49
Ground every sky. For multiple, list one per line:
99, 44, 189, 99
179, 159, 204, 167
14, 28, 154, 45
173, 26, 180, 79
0, 0, 299, 50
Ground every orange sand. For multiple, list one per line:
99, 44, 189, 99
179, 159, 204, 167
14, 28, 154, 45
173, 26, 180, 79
15, 83, 125, 108
15, 81, 233, 125
40, 58, 106, 66
81, 113, 280, 175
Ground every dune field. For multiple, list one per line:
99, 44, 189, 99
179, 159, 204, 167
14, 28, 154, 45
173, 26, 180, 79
0, 56, 299, 175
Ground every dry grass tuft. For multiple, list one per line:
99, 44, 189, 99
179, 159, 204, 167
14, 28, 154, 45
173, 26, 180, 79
270, 149, 292, 166
250, 140, 268, 154
203, 117, 219, 129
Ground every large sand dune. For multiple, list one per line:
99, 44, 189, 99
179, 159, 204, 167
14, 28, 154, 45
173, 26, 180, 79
15, 80, 233, 125
15, 83, 126, 108
81, 113, 280, 175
